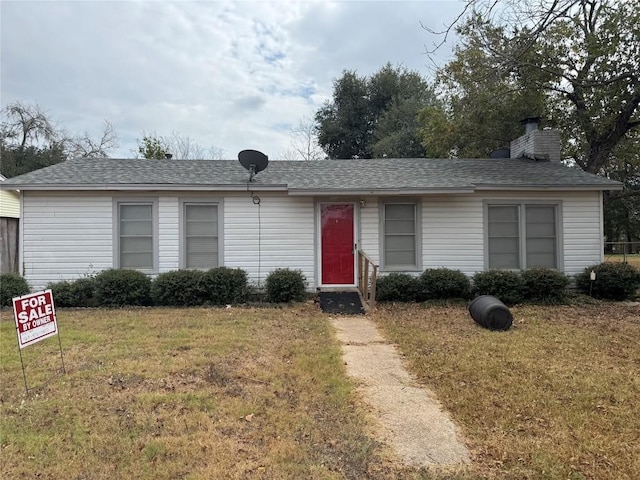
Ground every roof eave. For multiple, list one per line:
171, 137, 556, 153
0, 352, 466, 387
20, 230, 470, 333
474, 184, 624, 191
7, 183, 289, 192
286, 187, 476, 196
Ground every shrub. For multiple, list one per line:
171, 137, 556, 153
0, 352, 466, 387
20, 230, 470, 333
94, 269, 152, 307
0, 273, 30, 307
265, 268, 306, 303
202, 267, 249, 305
522, 267, 570, 303
375, 273, 419, 302
151, 270, 207, 306
47, 277, 97, 307
419, 268, 471, 300
472, 270, 526, 306
575, 262, 640, 301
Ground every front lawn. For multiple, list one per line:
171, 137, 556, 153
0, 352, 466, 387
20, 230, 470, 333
1, 302, 638, 479
374, 302, 640, 480
0, 306, 396, 479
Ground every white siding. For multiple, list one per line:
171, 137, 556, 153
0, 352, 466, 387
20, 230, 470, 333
359, 199, 379, 265
560, 191, 603, 274
360, 191, 603, 277
422, 196, 485, 275
475, 191, 603, 275
22, 193, 113, 290
224, 194, 315, 287
18, 188, 603, 291
158, 196, 179, 272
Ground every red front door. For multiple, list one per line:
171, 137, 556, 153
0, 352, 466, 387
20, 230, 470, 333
321, 204, 355, 285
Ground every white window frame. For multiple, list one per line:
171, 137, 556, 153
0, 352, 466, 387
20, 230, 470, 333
379, 199, 422, 272
179, 198, 223, 270
113, 198, 159, 273
484, 200, 563, 271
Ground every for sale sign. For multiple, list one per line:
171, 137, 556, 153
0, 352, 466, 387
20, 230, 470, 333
13, 290, 58, 349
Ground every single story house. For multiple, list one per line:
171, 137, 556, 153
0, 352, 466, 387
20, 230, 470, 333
0, 127, 622, 293
0, 174, 20, 273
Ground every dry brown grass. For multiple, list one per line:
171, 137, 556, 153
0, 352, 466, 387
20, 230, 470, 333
373, 302, 640, 480
1, 305, 409, 480
3, 302, 638, 479
604, 254, 640, 267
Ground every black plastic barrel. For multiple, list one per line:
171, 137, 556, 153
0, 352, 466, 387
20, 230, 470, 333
468, 295, 513, 331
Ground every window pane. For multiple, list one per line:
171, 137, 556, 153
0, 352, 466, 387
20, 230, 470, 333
526, 222, 555, 237
527, 253, 556, 268
385, 219, 415, 234
488, 221, 519, 237
489, 252, 520, 269
386, 235, 415, 251
120, 204, 151, 220
527, 238, 556, 254
187, 220, 218, 236
187, 204, 217, 221
187, 237, 218, 254
526, 206, 554, 223
185, 204, 219, 269
386, 251, 416, 266
121, 220, 152, 236
385, 204, 414, 219
488, 205, 518, 223
121, 252, 153, 269
489, 237, 519, 255
120, 237, 152, 254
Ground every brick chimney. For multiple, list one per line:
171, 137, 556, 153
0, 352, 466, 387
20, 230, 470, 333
510, 117, 561, 162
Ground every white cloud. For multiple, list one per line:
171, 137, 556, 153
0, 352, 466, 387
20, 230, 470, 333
1, 0, 460, 160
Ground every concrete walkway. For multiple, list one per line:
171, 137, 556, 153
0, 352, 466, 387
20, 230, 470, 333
332, 316, 471, 467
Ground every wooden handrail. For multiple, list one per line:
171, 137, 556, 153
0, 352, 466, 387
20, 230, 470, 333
357, 250, 378, 310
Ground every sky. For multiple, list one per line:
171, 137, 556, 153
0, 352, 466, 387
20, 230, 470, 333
1, 0, 464, 160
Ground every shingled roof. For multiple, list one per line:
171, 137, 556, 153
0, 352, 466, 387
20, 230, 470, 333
0, 157, 622, 193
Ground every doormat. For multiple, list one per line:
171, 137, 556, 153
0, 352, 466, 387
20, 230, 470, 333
318, 291, 364, 315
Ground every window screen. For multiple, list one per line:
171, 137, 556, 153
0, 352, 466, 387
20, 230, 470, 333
119, 203, 153, 270
384, 203, 416, 267
185, 203, 219, 269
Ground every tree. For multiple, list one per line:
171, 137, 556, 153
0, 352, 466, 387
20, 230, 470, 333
66, 121, 119, 158
316, 70, 370, 159
0, 101, 58, 149
424, 0, 639, 173
315, 64, 438, 159
1, 101, 119, 177
136, 131, 224, 160
137, 133, 169, 159
282, 116, 325, 161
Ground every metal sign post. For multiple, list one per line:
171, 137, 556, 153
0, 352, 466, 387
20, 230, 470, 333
12, 289, 66, 395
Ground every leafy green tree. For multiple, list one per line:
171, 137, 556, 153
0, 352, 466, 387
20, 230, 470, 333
0, 143, 67, 178
424, 1, 639, 173
316, 70, 370, 159
316, 63, 438, 159
137, 133, 168, 159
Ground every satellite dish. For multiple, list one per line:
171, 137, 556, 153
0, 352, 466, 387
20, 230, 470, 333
489, 148, 511, 159
238, 149, 269, 181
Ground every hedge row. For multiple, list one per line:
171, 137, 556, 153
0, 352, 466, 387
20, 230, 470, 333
3, 262, 637, 308
376, 263, 640, 305
0, 268, 307, 308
